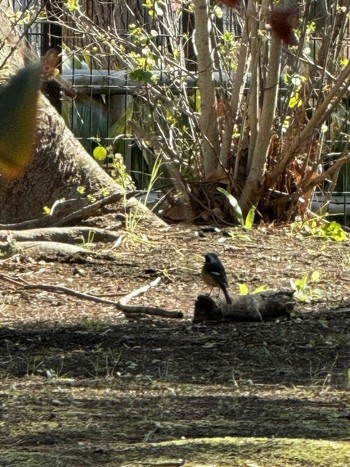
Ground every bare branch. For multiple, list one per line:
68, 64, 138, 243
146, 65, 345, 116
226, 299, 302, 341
0, 273, 183, 319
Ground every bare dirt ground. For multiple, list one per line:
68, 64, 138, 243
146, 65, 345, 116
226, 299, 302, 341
0, 223, 350, 466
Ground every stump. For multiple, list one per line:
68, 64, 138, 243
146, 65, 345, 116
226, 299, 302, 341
193, 290, 295, 323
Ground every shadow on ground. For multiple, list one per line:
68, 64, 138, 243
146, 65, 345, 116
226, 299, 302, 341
1, 308, 349, 387
0, 307, 350, 464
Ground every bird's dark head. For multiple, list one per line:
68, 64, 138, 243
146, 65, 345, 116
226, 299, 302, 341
204, 252, 219, 264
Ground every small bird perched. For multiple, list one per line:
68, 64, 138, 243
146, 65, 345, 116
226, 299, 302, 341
201, 253, 232, 304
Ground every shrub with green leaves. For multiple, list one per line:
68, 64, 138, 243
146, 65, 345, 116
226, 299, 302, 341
292, 218, 347, 242
290, 271, 325, 303
218, 188, 255, 228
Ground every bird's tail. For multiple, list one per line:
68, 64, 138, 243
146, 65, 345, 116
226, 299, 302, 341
223, 287, 232, 304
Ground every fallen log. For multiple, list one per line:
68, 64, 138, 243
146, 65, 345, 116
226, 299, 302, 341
193, 290, 295, 323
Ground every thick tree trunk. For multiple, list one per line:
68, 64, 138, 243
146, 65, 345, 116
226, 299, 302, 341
0, 3, 124, 224
0, 97, 124, 223
63, 0, 146, 68
84, 0, 145, 31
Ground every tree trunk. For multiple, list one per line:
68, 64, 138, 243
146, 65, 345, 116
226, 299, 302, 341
63, 0, 146, 68
0, 96, 125, 223
84, 0, 145, 32
194, 0, 220, 179
221, 14, 250, 177
0, 3, 123, 224
240, 32, 282, 216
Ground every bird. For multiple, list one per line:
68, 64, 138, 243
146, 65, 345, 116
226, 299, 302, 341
201, 252, 232, 304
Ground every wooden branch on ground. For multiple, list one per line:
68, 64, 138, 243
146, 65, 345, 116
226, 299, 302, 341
193, 291, 295, 323
0, 273, 183, 319
117, 277, 183, 318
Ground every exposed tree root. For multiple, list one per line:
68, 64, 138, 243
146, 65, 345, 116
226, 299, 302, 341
0, 241, 89, 258
0, 226, 121, 244
0, 193, 128, 230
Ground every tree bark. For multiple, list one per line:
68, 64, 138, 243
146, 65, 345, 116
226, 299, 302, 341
0, 95, 124, 223
63, 0, 146, 67
240, 32, 282, 216
0, 3, 124, 224
0, 226, 120, 244
193, 291, 295, 323
84, 0, 145, 32
194, 0, 220, 179
246, 0, 260, 173
221, 14, 250, 177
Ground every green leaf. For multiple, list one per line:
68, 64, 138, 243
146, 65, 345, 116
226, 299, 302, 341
299, 274, 309, 289
93, 146, 107, 161
295, 217, 347, 242
129, 69, 153, 82
195, 92, 201, 112
217, 187, 244, 226
295, 292, 311, 303
311, 270, 320, 283
66, 0, 79, 11
239, 283, 249, 295
289, 92, 302, 109
245, 206, 256, 229
252, 284, 269, 294
43, 206, 51, 216
340, 57, 349, 69
325, 221, 347, 241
